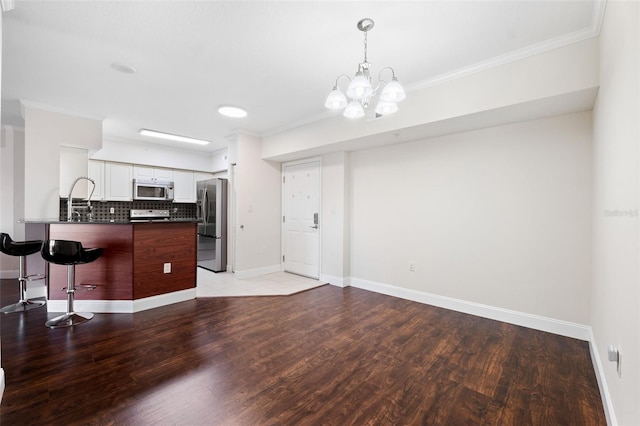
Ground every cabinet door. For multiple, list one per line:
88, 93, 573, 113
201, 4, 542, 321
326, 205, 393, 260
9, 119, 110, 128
155, 167, 174, 182
105, 162, 133, 201
173, 170, 194, 202
88, 160, 105, 200
133, 166, 155, 181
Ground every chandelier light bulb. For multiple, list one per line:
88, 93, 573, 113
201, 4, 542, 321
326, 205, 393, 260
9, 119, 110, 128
343, 100, 365, 119
324, 87, 348, 110
379, 77, 406, 103
375, 100, 399, 115
346, 73, 373, 101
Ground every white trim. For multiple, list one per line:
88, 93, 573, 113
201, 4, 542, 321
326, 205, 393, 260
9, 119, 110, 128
133, 288, 196, 312
589, 329, 618, 426
234, 263, 282, 280
46, 288, 196, 314
20, 100, 105, 122
0, 368, 4, 404
320, 274, 351, 288
1, 0, 14, 12
350, 277, 591, 341
0, 270, 18, 279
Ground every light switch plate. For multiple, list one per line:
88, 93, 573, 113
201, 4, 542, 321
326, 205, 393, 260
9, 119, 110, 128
163, 263, 171, 273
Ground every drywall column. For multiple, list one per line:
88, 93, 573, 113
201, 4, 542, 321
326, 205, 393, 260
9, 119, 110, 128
0, 127, 18, 277
22, 103, 102, 219
228, 134, 281, 277
321, 151, 351, 286
591, 2, 640, 425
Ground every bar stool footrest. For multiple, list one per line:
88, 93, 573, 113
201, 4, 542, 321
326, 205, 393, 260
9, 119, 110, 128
60, 284, 97, 292
26, 273, 46, 281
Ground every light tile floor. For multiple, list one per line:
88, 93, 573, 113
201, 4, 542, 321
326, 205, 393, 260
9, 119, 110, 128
196, 268, 324, 297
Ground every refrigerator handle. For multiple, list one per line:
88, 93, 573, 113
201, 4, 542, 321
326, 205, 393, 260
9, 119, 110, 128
203, 188, 209, 226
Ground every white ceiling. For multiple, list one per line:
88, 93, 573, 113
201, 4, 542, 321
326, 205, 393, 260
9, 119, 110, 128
1, 1, 599, 153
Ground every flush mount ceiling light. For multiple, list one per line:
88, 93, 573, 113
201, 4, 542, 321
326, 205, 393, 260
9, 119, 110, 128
139, 129, 210, 146
110, 62, 137, 74
218, 106, 247, 118
325, 18, 406, 119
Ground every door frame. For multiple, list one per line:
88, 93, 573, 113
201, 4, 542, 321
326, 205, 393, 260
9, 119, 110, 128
281, 157, 322, 279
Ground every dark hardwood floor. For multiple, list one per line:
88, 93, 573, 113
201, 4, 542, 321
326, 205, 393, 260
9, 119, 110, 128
0, 278, 606, 425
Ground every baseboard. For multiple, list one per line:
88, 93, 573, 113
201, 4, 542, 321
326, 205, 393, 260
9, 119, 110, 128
133, 289, 197, 312
320, 274, 351, 288
589, 329, 618, 426
0, 270, 18, 279
350, 277, 591, 341
0, 367, 4, 404
46, 288, 197, 314
234, 264, 282, 280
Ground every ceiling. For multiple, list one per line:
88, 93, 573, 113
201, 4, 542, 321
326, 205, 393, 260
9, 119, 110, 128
1, 1, 599, 153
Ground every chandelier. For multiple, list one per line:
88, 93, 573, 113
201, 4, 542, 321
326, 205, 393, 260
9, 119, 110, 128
325, 18, 406, 119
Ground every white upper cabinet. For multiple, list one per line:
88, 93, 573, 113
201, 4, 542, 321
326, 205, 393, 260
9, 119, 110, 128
105, 162, 133, 201
173, 170, 195, 202
88, 160, 105, 201
133, 165, 174, 182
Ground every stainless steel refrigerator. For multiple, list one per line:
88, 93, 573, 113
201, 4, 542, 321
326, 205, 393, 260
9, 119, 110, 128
196, 178, 227, 272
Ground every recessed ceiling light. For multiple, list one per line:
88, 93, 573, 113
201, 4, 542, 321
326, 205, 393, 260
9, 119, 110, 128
218, 106, 247, 118
139, 129, 210, 146
111, 62, 137, 74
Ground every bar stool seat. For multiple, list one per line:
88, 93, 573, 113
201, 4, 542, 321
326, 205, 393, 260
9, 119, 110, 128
0, 233, 46, 314
41, 239, 103, 328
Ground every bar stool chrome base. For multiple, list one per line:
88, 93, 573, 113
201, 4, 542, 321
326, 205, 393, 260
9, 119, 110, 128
45, 311, 94, 328
1, 299, 46, 314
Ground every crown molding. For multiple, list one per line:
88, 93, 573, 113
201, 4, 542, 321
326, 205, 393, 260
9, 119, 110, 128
408, 0, 606, 92
1, 0, 14, 12
264, 0, 607, 138
20, 100, 105, 122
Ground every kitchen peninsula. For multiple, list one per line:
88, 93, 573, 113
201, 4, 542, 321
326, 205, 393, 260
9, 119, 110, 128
24, 218, 197, 313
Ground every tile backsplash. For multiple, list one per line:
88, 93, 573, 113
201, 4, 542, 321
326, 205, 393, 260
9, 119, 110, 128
60, 199, 197, 222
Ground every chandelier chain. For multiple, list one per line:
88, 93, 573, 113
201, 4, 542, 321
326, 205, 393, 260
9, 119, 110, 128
363, 29, 368, 65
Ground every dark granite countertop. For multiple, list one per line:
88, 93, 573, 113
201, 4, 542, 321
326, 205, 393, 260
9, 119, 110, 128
20, 218, 200, 224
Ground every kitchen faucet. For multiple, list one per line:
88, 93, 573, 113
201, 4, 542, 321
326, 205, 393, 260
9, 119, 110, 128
67, 176, 96, 222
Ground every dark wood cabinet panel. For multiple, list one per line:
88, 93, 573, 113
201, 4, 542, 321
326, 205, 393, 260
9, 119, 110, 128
133, 223, 196, 299
48, 224, 133, 300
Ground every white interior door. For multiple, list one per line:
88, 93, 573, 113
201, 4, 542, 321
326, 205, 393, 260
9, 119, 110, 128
282, 160, 321, 279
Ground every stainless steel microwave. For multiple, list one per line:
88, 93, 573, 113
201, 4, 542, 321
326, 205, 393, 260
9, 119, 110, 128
132, 179, 174, 201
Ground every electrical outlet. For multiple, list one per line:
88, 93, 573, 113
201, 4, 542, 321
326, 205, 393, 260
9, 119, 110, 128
109, 207, 115, 214
163, 263, 171, 274
409, 262, 415, 272
608, 345, 622, 377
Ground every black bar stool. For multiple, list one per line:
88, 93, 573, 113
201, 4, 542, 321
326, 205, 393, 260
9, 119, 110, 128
0, 233, 46, 314
41, 239, 103, 328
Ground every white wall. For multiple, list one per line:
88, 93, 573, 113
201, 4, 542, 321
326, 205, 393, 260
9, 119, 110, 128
321, 151, 351, 286
22, 105, 102, 218
350, 112, 592, 324
229, 134, 281, 276
0, 127, 18, 276
592, 1, 640, 425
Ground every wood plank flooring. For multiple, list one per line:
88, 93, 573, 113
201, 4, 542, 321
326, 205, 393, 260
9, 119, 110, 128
0, 278, 606, 425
